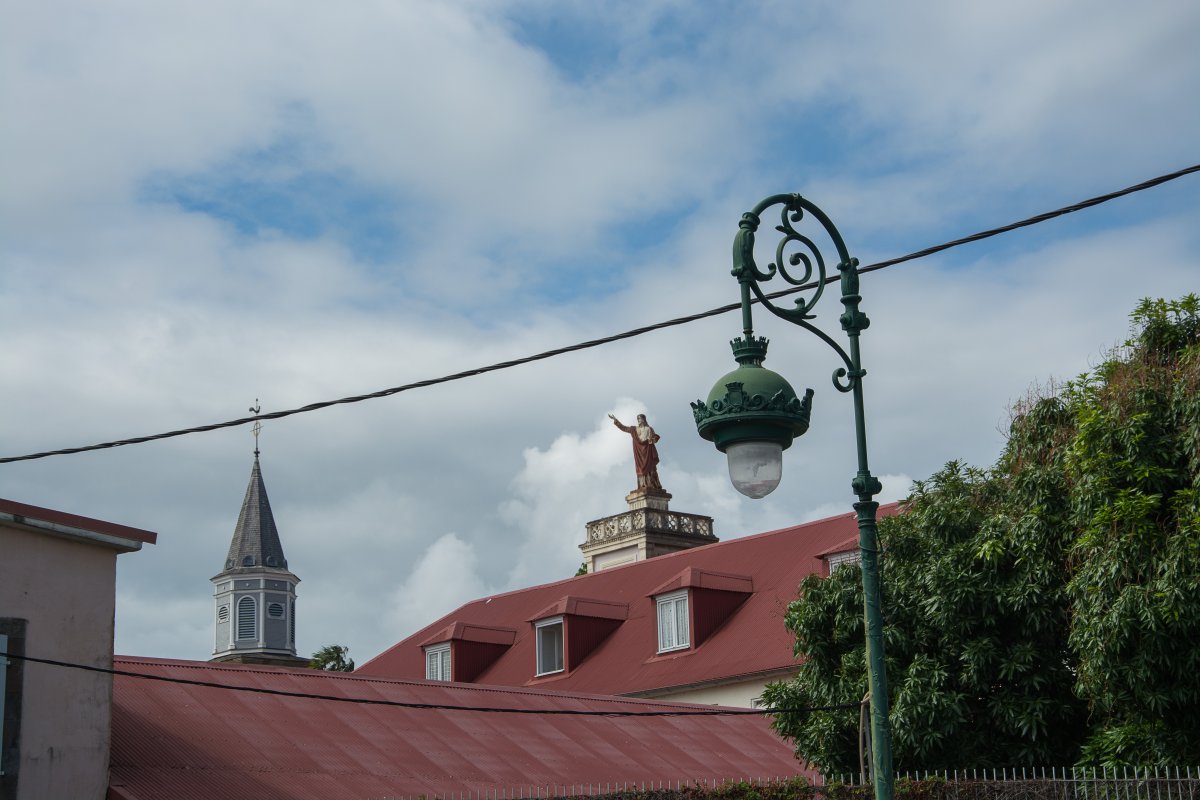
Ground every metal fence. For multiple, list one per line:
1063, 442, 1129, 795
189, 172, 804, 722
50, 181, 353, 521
828, 767, 1200, 800
382, 774, 807, 800
383, 768, 1200, 800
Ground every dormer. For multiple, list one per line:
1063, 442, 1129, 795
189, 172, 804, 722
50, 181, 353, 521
420, 622, 516, 683
526, 596, 627, 678
647, 567, 753, 654
817, 533, 861, 576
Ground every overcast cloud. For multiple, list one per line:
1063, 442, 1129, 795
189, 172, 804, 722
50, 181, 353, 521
2, 0, 1198, 663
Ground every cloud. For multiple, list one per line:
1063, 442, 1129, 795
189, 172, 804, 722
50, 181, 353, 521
387, 533, 492, 641
2, 0, 1197, 666
499, 400, 648, 588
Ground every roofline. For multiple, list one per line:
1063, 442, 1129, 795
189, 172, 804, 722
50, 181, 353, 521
444, 503, 898, 607
112, 655, 754, 710
0, 497, 158, 552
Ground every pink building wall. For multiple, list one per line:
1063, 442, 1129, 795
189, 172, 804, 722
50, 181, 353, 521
0, 500, 155, 800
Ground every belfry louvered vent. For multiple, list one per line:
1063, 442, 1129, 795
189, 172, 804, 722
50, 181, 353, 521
237, 596, 256, 640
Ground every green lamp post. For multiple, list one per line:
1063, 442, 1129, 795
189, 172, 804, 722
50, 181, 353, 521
692, 194, 894, 800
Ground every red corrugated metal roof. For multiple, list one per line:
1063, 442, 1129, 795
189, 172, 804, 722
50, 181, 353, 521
359, 504, 900, 695
109, 657, 810, 799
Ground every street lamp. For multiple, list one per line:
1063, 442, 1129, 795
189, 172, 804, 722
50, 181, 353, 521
692, 194, 894, 800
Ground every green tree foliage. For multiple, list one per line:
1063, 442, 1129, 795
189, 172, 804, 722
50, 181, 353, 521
309, 643, 355, 672
1065, 296, 1200, 765
763, 296, 1200, 770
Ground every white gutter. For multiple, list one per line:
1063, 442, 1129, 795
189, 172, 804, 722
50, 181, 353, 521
0, 512, 146, 553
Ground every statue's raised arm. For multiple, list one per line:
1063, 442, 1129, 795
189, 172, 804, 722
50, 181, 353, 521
609, 413, 634, 434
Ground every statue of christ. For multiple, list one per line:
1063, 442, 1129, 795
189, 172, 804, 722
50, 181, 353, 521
609, 413, 664, 492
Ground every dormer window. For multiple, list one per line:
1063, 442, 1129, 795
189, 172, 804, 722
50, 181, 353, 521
425, 643, 451, 681
648, 567, 752, 654
819, 535, 862, 577
656, 589, 689, 653
535, 617, 564, 676
826, 550, 860, 573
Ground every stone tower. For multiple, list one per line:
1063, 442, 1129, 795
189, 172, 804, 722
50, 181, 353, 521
210, 452, 307, 667
580, 488, 718, 572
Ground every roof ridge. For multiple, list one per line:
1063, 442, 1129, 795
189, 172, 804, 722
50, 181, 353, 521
482, 505, 876, 596
112, 655, 738, 708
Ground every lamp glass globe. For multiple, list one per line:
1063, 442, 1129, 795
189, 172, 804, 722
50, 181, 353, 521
726, 441, 783, 499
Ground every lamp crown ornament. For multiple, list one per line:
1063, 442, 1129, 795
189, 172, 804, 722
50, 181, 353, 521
729, 335, 769, 365
691, 336, 814, 453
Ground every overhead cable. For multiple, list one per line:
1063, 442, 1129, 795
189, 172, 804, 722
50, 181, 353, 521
2, 651, 851, 717
2, 162, 1197, 466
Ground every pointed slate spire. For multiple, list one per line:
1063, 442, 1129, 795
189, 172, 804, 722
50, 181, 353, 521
220, 455, 289, 573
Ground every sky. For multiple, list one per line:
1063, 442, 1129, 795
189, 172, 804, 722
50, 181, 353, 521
2, 0, 1198, 665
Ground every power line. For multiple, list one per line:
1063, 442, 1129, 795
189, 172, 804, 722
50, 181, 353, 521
2, 651, 852, 717
854, 162, 1200, 275
2, 162, 1197, 466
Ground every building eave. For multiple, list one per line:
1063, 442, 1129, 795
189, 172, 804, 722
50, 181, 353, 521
0, 498, 157, 553
621, 665, 798, 699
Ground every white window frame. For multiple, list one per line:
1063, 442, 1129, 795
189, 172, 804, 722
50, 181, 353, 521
827, 550, 861, 573
425, 643, 451, 681
534, 616, 565, 676
656, 589, 690, 653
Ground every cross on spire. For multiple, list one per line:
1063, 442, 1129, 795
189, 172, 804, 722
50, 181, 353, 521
249, 399, 262, 457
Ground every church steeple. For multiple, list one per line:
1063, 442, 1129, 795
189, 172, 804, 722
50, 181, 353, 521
221, 454, 289, 573
210, 408, 307, 667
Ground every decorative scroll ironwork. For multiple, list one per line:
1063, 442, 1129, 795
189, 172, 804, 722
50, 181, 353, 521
734, 202, 829, 320
731, 194, 868, 392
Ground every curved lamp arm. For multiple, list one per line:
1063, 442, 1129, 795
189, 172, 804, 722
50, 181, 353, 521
731, 193, 871, 395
